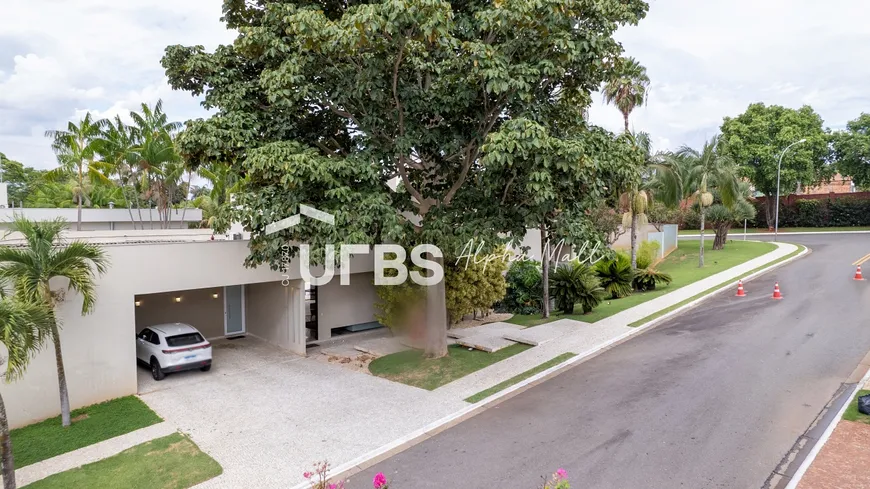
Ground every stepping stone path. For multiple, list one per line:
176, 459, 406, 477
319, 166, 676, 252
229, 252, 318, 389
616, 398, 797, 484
450, 322, 527, 353
353, 337, 408, 357
502, 319, 590, 346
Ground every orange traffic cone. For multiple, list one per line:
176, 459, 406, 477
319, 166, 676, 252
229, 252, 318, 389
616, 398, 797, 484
772, 282, 783, 300
736, 280, 746, 297
855, 266, 865, 281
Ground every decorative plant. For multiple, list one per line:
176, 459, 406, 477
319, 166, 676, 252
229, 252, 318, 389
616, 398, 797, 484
303, 461, 344, 489
373, 472, 389, 489
541, 468, 571, 489
550, 262, 606, 314
595, 252, 635, 299
632, 268, 673, 291
635, 241, 660, 270
499, 260, 544, 315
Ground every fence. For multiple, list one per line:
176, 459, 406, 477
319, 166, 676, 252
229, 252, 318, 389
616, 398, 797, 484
647, 224, 678, 259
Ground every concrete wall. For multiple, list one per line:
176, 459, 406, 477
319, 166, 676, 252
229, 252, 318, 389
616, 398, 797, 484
246, 281, 306, 355
0, 239, 375, 428
0, 208, 203, 231
317, 272, 379, 340
134, 287, 225, 339
611, 224, 657, 250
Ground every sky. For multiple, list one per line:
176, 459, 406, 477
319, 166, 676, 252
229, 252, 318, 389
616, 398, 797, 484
2, 0, 870, 169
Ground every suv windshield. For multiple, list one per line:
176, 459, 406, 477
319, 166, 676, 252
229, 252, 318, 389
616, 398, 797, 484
166, 333, 205, 347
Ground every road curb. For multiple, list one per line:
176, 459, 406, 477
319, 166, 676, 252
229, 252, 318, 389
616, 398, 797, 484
783, 361, 870, 489
291, 242, 809, 488
680, 230, 870, 238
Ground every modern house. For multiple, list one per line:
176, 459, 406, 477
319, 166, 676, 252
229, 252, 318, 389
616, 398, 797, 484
0, 226, 379, 428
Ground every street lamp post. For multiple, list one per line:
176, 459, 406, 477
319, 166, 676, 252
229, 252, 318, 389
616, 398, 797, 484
774, 138, 807, 242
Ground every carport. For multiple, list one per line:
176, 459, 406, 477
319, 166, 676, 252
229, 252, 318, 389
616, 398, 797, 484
134, 280, 307, 392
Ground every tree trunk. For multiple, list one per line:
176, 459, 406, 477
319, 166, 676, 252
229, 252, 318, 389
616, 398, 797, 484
698, 207, 706, 268
423, 255, 448, 359
540, 225, 550, 319
630, 213, 638, 269
765, 195, 775, 230
76, 165, 83, 232
50, 325, 71, 427
623, 112, 630, 133
179, 170, 192, 229
0, 392, 15, 489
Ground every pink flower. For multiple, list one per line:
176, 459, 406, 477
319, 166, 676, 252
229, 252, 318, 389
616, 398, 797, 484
556, 468, 568, 479
303, 471, 312, 479
373, 472, 388, 489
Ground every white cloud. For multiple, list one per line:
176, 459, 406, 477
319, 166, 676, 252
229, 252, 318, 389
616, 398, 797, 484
2, 0, 870, 168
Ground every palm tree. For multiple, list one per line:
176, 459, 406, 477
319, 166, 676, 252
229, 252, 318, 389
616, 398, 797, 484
129, 101, 183, 229
602, 57, 651, 133
45, 113, 111, 231
95, 116, 140, 228
0, 296, 53, 489
620, 132, 657, 268
0, 217, 109, 427
660, 136, 740, 267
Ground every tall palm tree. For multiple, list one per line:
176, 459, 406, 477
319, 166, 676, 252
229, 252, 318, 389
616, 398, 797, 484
603, 57, 651, 133
0, 217, 109, 427
660, 136, 740, 267
95, 116, 140, 228
0, 296, 53, 489
620, 132, 658, 268
129, 101, 183, 229
45, 113, 111, 231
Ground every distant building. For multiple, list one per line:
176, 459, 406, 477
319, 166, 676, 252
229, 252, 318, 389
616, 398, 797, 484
798, 174, 856, 195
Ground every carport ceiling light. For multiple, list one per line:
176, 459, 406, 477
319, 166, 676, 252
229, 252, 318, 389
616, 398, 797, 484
174, 297, 182, 303
212, 293, 219, 299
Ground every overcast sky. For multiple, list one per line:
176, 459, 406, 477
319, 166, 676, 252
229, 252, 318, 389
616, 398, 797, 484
3, 0, 870, 169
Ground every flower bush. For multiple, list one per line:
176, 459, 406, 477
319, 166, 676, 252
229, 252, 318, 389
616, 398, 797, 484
541, 468, 571, 489
303, 461, 345, 489
373, 472, 389, 489
303, 464, 569, 488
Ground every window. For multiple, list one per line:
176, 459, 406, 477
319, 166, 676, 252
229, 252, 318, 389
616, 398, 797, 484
148, 332, 161, 345
138, 329, 152, 341
166, 333, 205, 347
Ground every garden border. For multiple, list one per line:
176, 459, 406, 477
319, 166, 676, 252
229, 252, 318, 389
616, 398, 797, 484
290, 241, 810, 489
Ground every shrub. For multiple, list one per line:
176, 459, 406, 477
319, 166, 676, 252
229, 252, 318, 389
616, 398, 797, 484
374, 281, 425, 332
635, 240, 660, 269
633, 267, 673, 291
549, 262, 606, 314
499, 259, 543, 315
445, 248, 509, 323
595, 252, 634, 299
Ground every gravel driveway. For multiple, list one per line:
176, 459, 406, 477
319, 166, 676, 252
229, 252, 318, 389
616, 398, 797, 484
138, 336, 466, 488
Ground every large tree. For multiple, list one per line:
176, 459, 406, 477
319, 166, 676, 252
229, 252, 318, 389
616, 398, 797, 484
163, 0, 648, 357
833, 113, 870, 190
0, 154, 46, 207
719, 103, 831, 228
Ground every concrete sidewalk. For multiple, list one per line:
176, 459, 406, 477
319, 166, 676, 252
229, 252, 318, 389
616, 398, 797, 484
435, 241, 798, 400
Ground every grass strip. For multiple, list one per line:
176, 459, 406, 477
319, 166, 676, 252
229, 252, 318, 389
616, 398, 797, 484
23, 433, 222, 489
13, 395, 162, 467
843, 390, 870, 425
464, 352, 578, 403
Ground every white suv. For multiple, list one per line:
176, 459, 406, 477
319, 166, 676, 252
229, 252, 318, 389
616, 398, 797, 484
136, 323, 213, 381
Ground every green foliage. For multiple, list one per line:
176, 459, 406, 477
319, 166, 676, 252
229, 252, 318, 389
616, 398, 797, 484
635, 240, 660, 270
0, 154, 47, 206
374, 280, 425, 332
499, 260, 543, 315
632, 267, 673, 291
833, 114, 870, 189
595, 252, 634, 299
750, 197, 870, 228
549, 262, 606, 314
445, 250, 508, 323
162, 0, 650, 269
603, 57, 651, 131
720, 103, 832, 226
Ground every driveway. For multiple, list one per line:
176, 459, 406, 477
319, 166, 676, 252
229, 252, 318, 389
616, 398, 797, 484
137, 336, 466, 488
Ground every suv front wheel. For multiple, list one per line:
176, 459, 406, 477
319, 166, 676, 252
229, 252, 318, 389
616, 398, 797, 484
150, 358, 166, 381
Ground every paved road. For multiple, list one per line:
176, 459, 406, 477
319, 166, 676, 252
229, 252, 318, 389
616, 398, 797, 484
347, 235, 870, 489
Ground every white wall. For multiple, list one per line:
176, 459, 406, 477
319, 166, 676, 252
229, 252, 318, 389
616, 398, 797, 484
0, 240, 374, 428
246, 280, 306, 355
0, 208, 203, 231
317, 272, 380, 340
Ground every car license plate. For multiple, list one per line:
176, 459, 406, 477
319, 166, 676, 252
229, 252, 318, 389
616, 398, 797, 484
184, 355, 196, 360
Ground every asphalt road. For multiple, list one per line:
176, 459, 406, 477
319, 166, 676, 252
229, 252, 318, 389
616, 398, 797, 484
346, 234, 870, 489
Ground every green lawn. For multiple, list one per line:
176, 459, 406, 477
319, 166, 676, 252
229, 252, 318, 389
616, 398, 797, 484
369, 343, 531, 390
629, 244, 806, 327
679, 226, 870, 235
507, 240, 777, 327
843, 390, 870, 425
13, 396, 162, 468
464, 353, 577, 403
23, 433, 222, 489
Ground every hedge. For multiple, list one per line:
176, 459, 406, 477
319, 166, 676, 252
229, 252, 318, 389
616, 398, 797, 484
750, 197, 870, 228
